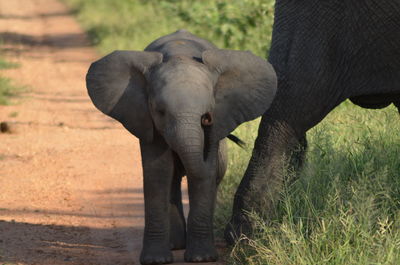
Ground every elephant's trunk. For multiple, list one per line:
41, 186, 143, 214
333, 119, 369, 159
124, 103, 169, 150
174, 118, 207, 177
166, 114, 219, 245
164, 113, 216, 177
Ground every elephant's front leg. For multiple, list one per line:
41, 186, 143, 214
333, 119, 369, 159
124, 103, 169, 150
184, 172, 218, 262
139, 139, 175, 265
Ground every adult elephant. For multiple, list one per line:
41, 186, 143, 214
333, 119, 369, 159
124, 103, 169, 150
225, 0, 400, 243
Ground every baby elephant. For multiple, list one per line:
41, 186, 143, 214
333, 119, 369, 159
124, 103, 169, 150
86, 30, 277, 264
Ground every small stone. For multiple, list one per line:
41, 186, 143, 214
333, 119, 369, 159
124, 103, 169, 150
0, 122, 12, 133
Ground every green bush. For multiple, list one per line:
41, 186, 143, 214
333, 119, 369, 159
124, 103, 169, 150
151, 0, 274, 57
65, 0, 274, 56
66, 0, 183, 53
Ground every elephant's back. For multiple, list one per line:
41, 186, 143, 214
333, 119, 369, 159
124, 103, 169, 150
270, 0, 400, 65
269, 0, 400, 95
346, 1, 400, 95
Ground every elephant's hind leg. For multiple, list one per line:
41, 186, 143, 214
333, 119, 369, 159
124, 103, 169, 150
169, 155, 186, 250
225, 93, 342, 245
224, 117, 305, 245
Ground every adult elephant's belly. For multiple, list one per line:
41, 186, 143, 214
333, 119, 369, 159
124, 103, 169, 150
350, 93, 400, 109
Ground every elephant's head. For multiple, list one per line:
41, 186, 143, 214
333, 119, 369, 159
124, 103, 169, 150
86, 50, 276, 176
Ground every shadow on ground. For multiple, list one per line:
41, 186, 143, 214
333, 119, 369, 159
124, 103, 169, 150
0, 11, 73, 20
0, 188, 192, 265
0, 220, 139, 265
0, 188, 146, 265
0, 32, 90, 48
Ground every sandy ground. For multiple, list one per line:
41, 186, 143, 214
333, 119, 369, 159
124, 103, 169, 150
0, 1, 223, 264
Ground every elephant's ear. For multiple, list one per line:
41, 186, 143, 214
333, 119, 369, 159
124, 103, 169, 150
86, 51, 163, 142
202, 49, 277, 140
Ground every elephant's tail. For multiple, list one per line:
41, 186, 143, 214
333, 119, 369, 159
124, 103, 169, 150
227, 134, 246, 149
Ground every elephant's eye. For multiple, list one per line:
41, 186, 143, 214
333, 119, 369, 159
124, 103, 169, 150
201, 112, 213, 126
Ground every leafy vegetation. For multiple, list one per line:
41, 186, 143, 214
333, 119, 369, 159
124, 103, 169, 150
148, 0, 274, 57
65, 0, 182, 53
65, 0, 274, 57
65, 1, 400, 264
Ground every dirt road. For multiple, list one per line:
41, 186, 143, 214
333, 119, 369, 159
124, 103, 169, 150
0, 1, 220, 264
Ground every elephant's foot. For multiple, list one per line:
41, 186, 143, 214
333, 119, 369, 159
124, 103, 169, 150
184, 239, 218, 262
140, 243, 173, 265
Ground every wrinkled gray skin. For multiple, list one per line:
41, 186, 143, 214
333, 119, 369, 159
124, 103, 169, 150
225, 0, 400, 244
86, 30, 277, 264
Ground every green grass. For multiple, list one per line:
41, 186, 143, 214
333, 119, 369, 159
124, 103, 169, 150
0, 40, 21, 105
220, 102, 400, 264
65, 1, 400, 264
0, 56, 21, 105
8, 111, 18, 118
0, 77, 21, 105
0, 57, 19, 70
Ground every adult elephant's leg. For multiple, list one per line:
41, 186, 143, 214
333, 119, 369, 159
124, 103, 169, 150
169, 157, 186, 250
224, 97, 340, 244
224, 113, 303, 244
139, 138, 175, 265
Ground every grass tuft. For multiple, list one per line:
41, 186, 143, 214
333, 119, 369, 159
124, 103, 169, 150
0, 45, 21, 104
0, 57, 19, 70
0, 76, 22, 105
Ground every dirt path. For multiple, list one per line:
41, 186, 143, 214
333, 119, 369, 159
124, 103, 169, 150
0, 1, 222, 264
